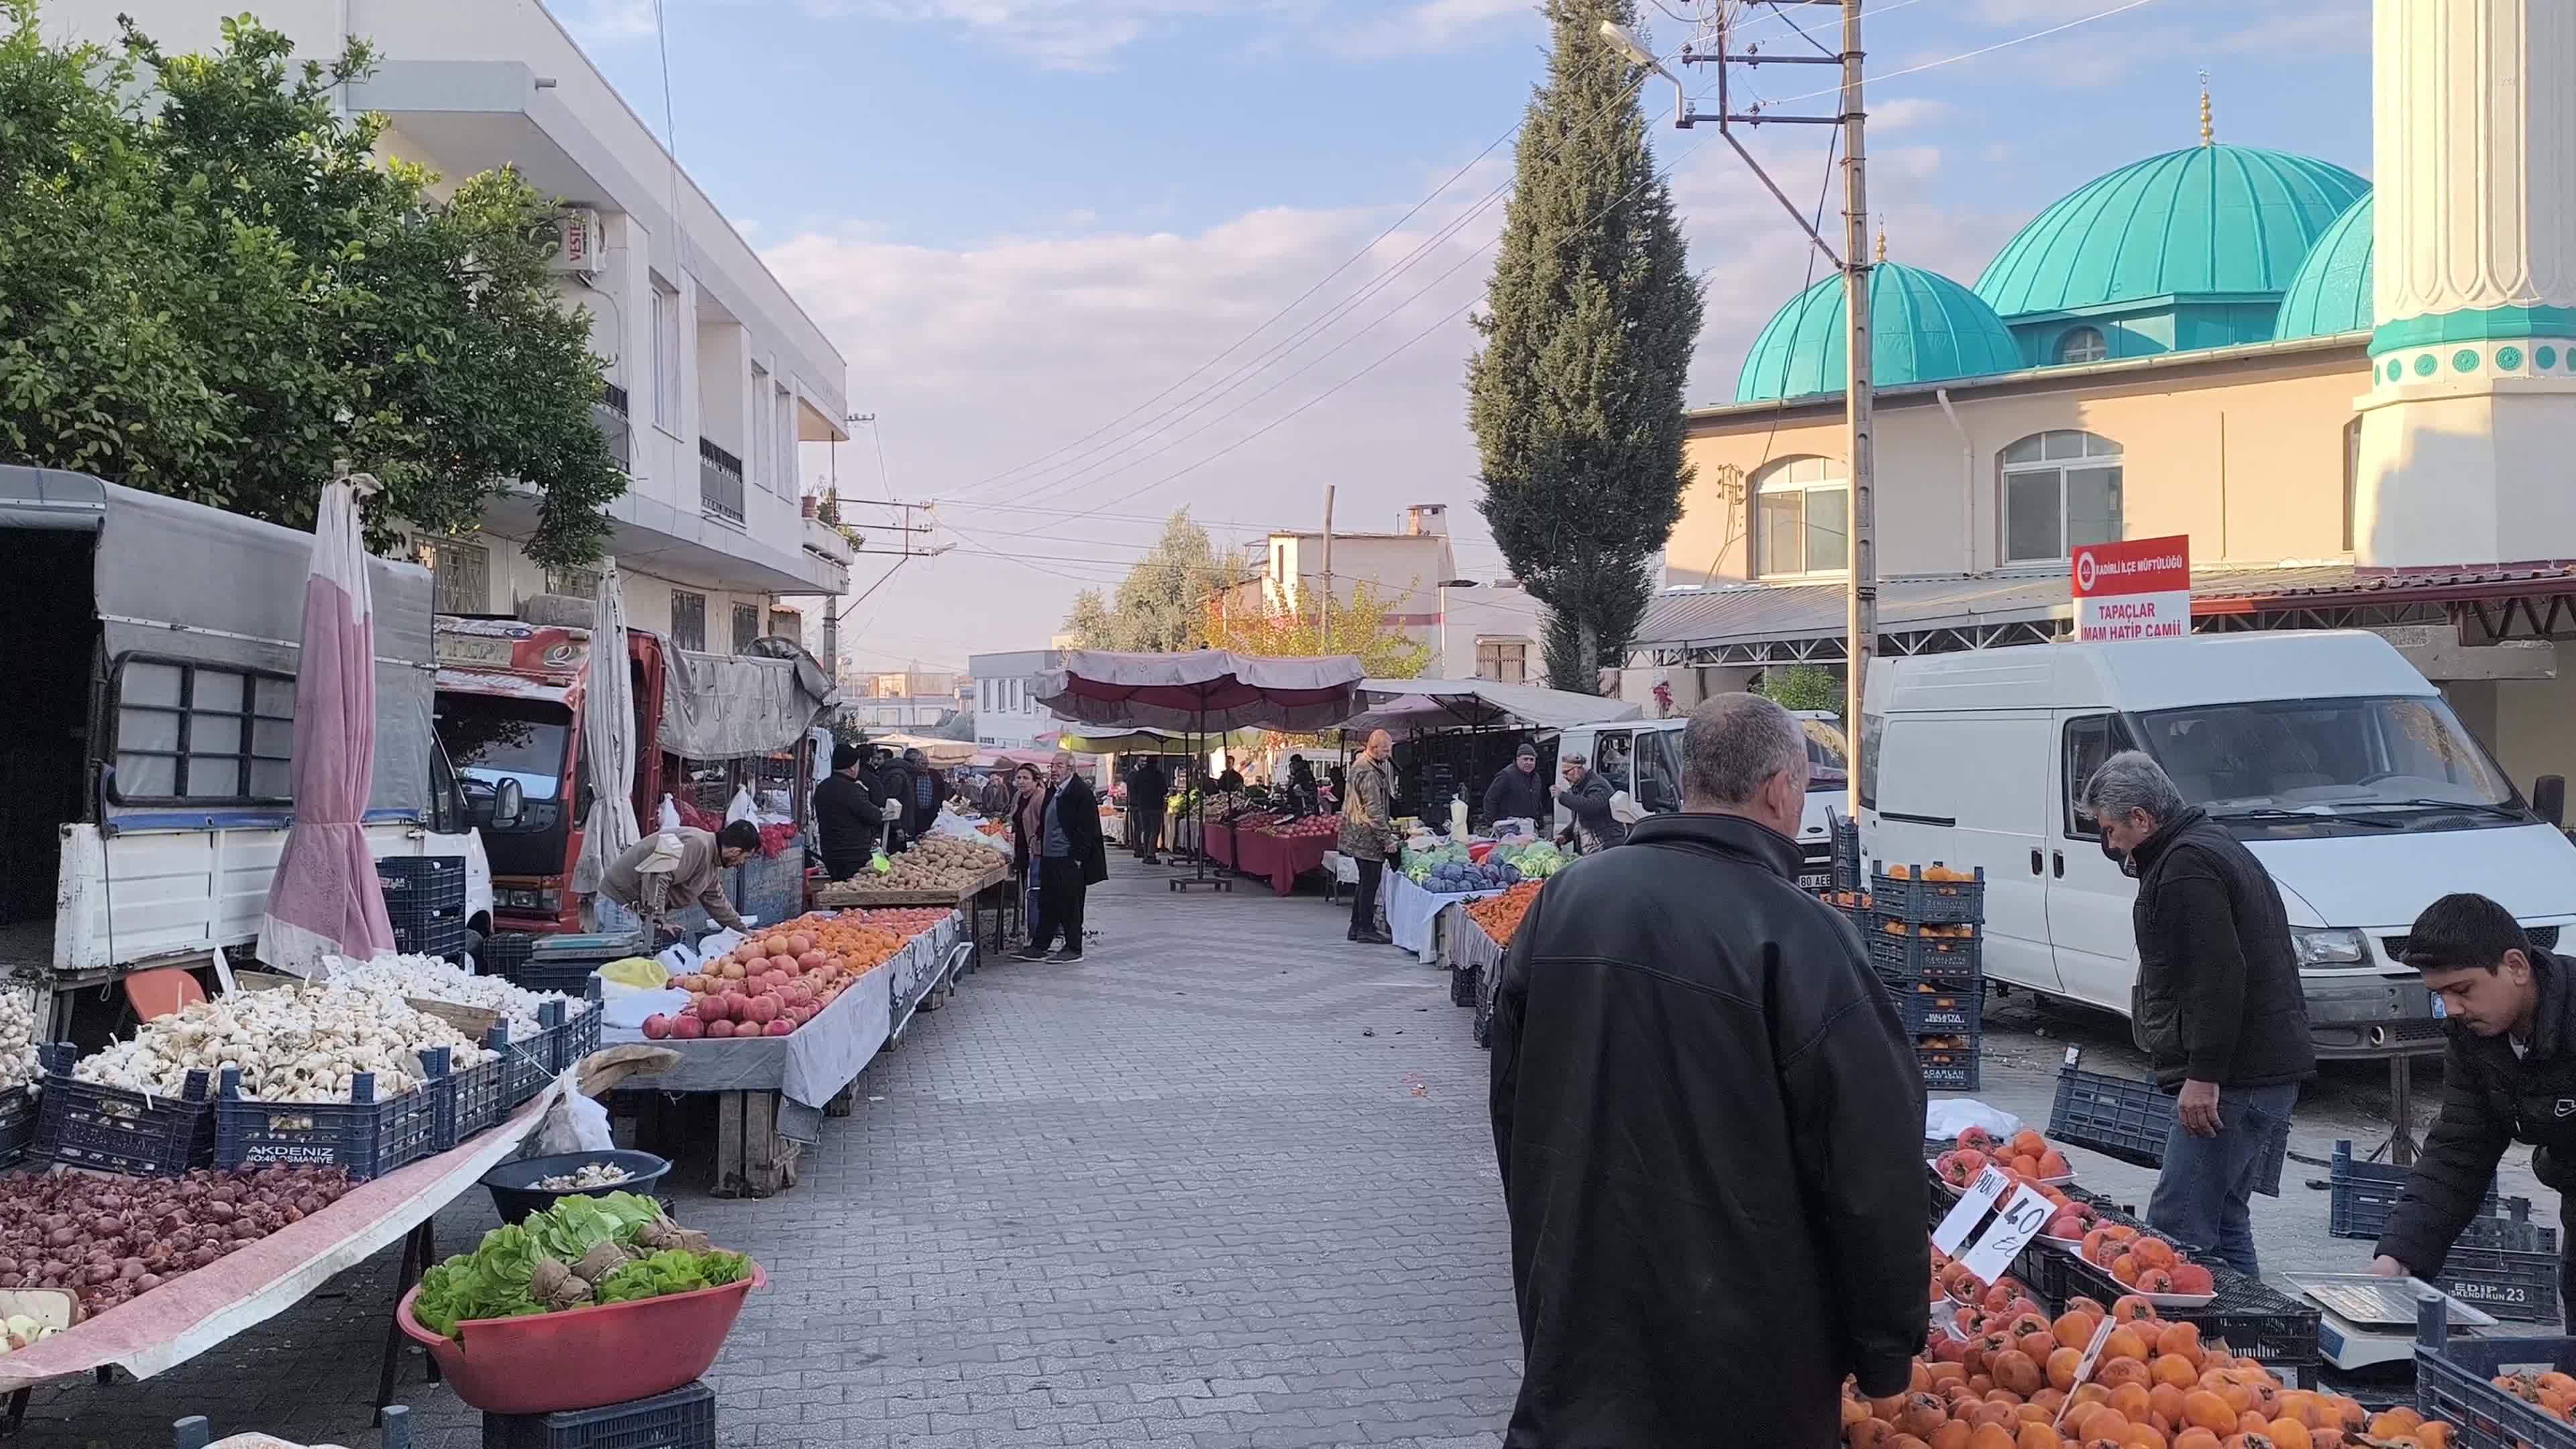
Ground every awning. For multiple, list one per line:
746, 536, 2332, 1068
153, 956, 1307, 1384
869, 733, 978, 767
1342, 678, 1643, 733
1059, 726, 1265, 755
1036, 649, 1363, 733
659, 642, 839, 759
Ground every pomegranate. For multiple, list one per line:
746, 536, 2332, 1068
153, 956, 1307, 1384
765, 1019, 792, 1036
642, 1014, 672, 1040
705, 1019, 736, 1038
671, 1015, 705, 1040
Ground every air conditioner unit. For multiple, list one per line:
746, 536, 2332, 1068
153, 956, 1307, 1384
552, 209, 603, 274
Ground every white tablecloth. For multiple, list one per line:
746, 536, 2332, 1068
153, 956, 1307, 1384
1380, 870, 1503, 958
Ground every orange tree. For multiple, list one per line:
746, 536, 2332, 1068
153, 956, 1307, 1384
1203, 580, 1432, 679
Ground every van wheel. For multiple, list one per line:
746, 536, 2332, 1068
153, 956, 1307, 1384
464, 928, 486, 973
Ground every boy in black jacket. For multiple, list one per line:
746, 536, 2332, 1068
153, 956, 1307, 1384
2375, 892, 2576, 1317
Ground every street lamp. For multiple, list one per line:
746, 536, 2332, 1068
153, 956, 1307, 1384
1599, 19, 1687, 119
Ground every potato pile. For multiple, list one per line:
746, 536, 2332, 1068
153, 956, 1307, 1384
883, 836, 1009, 890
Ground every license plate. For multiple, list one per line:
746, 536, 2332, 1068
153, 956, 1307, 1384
1798, 872, 1831, 890
437, 634, 517, 667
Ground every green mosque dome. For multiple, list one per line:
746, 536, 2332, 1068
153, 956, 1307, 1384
1974, 144, 2369, 320
2273, 192, 2374, 341
1735, 262, 2023, 404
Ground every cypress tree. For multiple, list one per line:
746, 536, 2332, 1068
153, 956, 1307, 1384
1468, 0, 1701, 694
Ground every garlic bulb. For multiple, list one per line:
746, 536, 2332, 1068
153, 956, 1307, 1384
0, 981, 36, 1091
73, 984, 492, 1102
319, 952, 571, 1034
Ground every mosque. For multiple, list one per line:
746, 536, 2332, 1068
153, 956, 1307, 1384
1632, 0, 2576, 788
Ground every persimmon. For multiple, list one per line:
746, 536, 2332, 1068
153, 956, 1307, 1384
2147, 1382, 2189, 1424
2182, 1390, 2240, 1434
2110, 1294, 2157, 1324
1991, 1350, 2043, 1398
2101, 1326, 2148, 1362
2021, 1332, 2063, 1364
2017, 1426, 2062, 1449
2107, 1383, 2152, 1420
2151, 1354, 2200, 1391
2096, 1358, 2150, 1391
2047, 1347, 2084, 1393
2173, 1429, 2222, 1449
1969, 1426, 2019, 1449
2052, 1311, 2100, 1350
1930, 1421, 1973, 1449
1849, 1420, 1891, 1449
1900, 1395, 1951, 1438
2265, 1417, 2314, 1449
2367, 1408, 2422, 1436
2154, 1321, 2203, 1366
1886, 1435, 1932, 1449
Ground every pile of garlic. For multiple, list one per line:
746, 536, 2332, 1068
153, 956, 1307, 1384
74, 985, 492, 1103
319, 952, 571, 1034
0, 981, 36, 1091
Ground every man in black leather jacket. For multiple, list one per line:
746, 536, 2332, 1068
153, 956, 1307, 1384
2375, 892, 2576, 1316
1490, 694, 1923, 1449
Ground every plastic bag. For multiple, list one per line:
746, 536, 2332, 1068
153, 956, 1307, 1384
1924, 1097, 2021, 1142
723, 787, 756, 826
654, 938, 701, 979
598, 955, 669, 989
598, 981, 690, 1029
696, 926, 747, 961
657, 794, 682, 831
535, 1089, 614, 1155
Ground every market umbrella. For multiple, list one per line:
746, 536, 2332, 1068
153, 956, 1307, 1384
1036, 649, 1362, 890
570, 562, 639, 896
256, 473, 397, 975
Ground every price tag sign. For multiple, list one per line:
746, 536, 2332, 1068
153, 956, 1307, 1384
1931, 1167, 2012, 1255
2052, 1318, 2120, 1428
1958, 1183, 2053, 1284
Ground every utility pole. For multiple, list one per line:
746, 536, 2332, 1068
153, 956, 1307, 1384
1319, 484, 1336, 654
1605, 0, 1872, 815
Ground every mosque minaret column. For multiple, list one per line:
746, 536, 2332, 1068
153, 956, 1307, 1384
2355, 0, 2576, 567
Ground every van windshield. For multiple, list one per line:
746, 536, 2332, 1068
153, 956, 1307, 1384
435, 695, 572, 802
2130, 695, 2524, 835
1802, 718, 1848, 793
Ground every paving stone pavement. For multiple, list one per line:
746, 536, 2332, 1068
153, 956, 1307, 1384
7, 865, 1526, 1448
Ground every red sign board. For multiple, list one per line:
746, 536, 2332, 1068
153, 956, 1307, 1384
2072, 535, 2190, 644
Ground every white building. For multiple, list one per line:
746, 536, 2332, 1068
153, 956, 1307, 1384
967, 650, 1070, 751
49, 0, 855, 649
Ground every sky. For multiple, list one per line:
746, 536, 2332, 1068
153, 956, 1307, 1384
553, 0, 2369, 674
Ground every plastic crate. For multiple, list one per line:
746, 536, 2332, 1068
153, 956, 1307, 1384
1918, 1034, 1980, 1093
2046, 1049, 2290, 1197
2329, 1138, 2507, 1240
482, 932, 537, 980
1450, 963, 1479, 1008
480, 1381, 716, 1449
394, 915, 471, 961
378, 855, 470, 913
511, 934, 645, 997
1888, 978, 1982, 1033
2053, 1236, 2321, 1376
32, 1043, 216, 1176
2416, 1307, 2576, 1449
1830, 818, 1861, 891
437, 1024, 517, 1150
1866, 922, 1983, 981
215, 1051, 453, 1181
0, 1081, 36, 1169
2433, 1207, 2562, 1325
1870, 865, 1986, 924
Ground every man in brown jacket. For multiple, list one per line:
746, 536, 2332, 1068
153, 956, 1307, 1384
598, 820, 761, 941
1340, 730, 1397, 947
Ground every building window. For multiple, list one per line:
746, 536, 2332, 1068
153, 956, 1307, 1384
547, 566, 601, 600
2000, 430, 2124, 564
776, 382, 796, 493
1752, 455, 1847, 578
731, 602, 761, 653
1476, 639, 1530, 683
670, 589, 706, 651
749, 364, 772, 493
2055, 327, 2108, 365
112, 659, 296, 804
651, 280, 682, 431
2343, 415, 2363, 552
419, 537, 490, 615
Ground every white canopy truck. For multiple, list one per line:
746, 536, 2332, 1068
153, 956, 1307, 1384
1552, 711, 1849, 884
1864, 631, 2576, 1059
0, 466, 490, 1036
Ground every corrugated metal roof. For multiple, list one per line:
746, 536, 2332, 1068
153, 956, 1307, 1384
1635, 561, 2576, 653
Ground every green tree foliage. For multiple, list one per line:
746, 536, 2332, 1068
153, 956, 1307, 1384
1758, 663, 1841, 714
1467, 0, 1701, 694
0, 7, 621, 566
1060, 510, 1242, 652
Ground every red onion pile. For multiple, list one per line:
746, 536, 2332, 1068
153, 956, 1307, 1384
0, 1167, 353, 1313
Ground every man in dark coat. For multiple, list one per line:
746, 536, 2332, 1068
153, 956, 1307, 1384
901, 747, 944, 839
1490, 694, 1925, 1449
2085, 749, 2314, 1276
1552, 751, 1626, 854
1481, 742, 1549, 829
810, 741, 885, 881
1128, 755, 1168, 863
2374, 892, 2576, 1313
873, 749, 914, 853
1016, 751, 1108, 963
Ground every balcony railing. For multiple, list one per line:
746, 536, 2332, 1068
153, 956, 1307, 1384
699, 437, 745, 525
594, 383, 631, 474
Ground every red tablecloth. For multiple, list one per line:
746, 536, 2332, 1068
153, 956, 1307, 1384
1235, 824, 1278, 885
1246, 830, 1332, 896
1205, 820, 1236, 867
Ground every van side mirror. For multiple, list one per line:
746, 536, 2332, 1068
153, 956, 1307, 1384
493, 777, 526, 829
2535, 775, 2565, 828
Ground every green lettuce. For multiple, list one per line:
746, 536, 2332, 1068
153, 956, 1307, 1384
593, 1248, 753, 1305
590, 1191, 665, 1241
411, 1225, 547, 1340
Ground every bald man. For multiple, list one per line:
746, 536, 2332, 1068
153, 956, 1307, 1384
1339, 729, 1398, 945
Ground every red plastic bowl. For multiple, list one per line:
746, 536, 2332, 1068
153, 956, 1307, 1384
396, 1263, 763, 1415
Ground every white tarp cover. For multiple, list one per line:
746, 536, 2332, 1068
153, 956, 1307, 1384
658, 642, 839, 759
1342, 678, 1644, 734
1036, 649, 1363, 732
572, 564, 641, 894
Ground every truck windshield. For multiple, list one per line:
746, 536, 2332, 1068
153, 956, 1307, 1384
2131, 694, 2523, 835
435, 696, 572, 802
1802, 718, 1848, 793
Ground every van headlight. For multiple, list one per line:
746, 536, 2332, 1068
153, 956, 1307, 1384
2292, 926, 2370, 967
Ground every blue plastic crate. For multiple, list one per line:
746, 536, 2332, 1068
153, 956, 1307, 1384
0, 1082, 37, 1169
1887, 977, 1981, 1033
215, 1050, 453, 1181
436, 1024, 517, 1150
2047, 1049, 2290, 1196
2418, 1305, 2576, 1449
2330, 1138, 2507, 1240
1866, 921, 1983, 981
31, 1042, 215, 1177
1917, 1033, 1980, 1093
480, 1381, 715, 1449
2434, 1206, 2562, 1325
1870, 865, 1986, 924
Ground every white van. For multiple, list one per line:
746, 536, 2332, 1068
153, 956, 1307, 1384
1552, 712, 1850, 885
1865, 632, 2576, 1059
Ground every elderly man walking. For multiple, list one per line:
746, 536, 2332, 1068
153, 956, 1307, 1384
2084, 749, 2314, 1276
1490, 694, 1925, 1448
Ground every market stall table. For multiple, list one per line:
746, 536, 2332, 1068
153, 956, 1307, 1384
814, 862, 1014, 951
1452, 914, 1509, 1045
1379, 870, 1504, 959
1240, 824, 1332, 897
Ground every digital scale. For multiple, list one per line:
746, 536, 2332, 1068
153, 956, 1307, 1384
2282, 1273, 2499, 1370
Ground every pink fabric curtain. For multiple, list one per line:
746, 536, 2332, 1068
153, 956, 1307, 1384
256, 474, 396, 974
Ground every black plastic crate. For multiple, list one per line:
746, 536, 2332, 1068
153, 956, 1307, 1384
1886, 977, 1981, 1033
1866, 922, 1983, 981
1450, 963, 1479, 1008
2434, 1207, 2562, 1325
1917, 1034, 1980, 1093
0, 1082, 36, 1169
1830, 818, 1861, 891
32, 1042, 216, 1176
2417, 1306, 2576, 1449
2330, 1138, 2507, 1240
1870, 865, 1986, 924
215, 1051, 453, 1181
2049, 1224, 2320, 1377
509, 933, 645, 996
482, 932, 537, 979
378, 855, 469, 913
2046, 1049, 2289, 1196
550, 1000, 602, 1073
481, 1381, 715, 1449
394, 915, 470, 962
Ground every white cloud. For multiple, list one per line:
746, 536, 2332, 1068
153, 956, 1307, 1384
1335, 0, 1538, 58
559, 0, 661, 44
1870, 96, 1963, 133
816, 0, 1313, 70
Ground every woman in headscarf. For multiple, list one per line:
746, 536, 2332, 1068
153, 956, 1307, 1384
1008, 763, 1048, 947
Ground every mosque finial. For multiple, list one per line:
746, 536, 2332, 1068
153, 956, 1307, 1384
1874, 216, 1886, 264
2200, 69, 2214, 146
